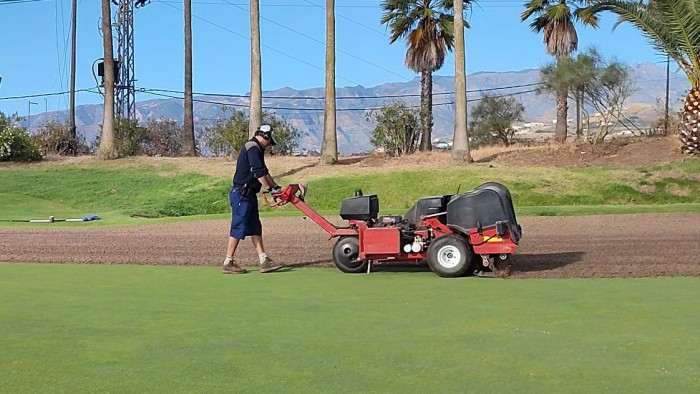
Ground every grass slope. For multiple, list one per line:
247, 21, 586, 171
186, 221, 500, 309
1, 264, 698, 392
1, 157, 699, 222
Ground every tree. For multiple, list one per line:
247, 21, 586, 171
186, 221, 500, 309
249, 0, 262, 138
321, 0, 338, 164
539, 48, 634, 144
539, 48, 596, 139
469, 95, 525, 147
367, 101, 421, 157
521, 0, 599, 143
98, 0, 117, 159
183, 0, 197, 156
202, 108, 303, 157
451, 0, 472, 162
589, 0, 700, 155
581, 54, 633, 144
381, 1, 473, 151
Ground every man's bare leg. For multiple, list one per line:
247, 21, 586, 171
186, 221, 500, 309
251, 235, 265, 255
251, 235, 284, 273
227, 236, 241, 257
222, 237, 246, 274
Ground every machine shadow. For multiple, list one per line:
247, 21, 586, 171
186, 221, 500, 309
509, 252, 586, 273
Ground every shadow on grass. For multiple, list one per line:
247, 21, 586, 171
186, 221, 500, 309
510, 252, 585, 273
283, 252, 585, 276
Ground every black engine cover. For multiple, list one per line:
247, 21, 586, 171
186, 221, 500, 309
340, 195, 379, 221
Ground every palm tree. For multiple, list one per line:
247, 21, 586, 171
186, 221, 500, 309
451, 0, 472, 161
321, 0, 338, 164
249, 0, 262, 138
381, 0, 465, 151
98, 0, 117, 159
589, 0, 699, 155
183, 0, 197, 156
521, 0, 599, 143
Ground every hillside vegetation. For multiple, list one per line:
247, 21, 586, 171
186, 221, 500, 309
1, 137, 698, 224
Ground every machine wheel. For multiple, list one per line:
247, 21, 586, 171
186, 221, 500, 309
427, 235, 473, 278
332, 236, 368, 274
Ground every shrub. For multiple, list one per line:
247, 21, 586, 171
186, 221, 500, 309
366, 101, 420, 157
201, 107, 303, 157
115, 118, 148, 157
33, 120, 90, 155
142, 119, 183, 157
0, 112, 42, 162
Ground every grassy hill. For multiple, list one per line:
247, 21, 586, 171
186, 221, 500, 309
1, 137, 699, 225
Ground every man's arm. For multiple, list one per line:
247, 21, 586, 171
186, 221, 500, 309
257, 175, 274, 190
246, 144, 279, 191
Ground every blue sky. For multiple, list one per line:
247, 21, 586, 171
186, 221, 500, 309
0, 0, 671, 117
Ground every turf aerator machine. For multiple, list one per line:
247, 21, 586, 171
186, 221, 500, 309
264, 182, 522, 278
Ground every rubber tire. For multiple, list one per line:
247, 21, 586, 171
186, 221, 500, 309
332, 236, 368, 274
427, 235, 473, 278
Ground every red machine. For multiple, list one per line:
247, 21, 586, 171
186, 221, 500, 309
265, 182, 522, 278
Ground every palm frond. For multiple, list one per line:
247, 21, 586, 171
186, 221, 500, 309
592, 0, 700, 88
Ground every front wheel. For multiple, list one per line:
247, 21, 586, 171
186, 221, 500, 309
332, 236, 368, 273
427, 235, 473, 278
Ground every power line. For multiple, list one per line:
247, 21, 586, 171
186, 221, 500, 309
142, 82, 543, 100
139, 87, 539, 112
221, 0, 411, 82
155, 0, 362, 87
0, 88, 96, 101
0, 0, 50, 4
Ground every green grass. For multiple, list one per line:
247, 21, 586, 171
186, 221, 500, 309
1, 158, 699, 224
1, 263, 698, 392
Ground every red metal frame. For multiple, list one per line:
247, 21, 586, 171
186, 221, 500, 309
264, 184, 518, 263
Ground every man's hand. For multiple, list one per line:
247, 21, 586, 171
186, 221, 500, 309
268, 185, 283, 195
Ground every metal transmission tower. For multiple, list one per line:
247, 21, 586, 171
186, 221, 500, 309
112, 0, 149, 120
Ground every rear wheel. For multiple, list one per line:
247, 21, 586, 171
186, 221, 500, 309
427, 235, 472, 278
332, 236, 368, 273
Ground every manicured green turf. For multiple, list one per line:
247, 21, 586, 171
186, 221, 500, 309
1, 263, 698, 392
1, 158, 699, 223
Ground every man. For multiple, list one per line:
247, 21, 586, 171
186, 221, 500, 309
222, 124, 285, 274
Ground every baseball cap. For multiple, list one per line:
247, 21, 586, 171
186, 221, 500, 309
258, 124, 277, 146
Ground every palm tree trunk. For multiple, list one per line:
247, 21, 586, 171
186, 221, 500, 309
419, 70, 433, 151
183, 0, 196, 156
451, 0, 471, 162
680, 90, 700, 155
248, 0, 262, 139
321, 0, 338, 164
98, 0, 117, 160
69, 0, 77, 154
554, 57, 569, 143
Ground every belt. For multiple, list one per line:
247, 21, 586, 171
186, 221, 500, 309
234, 185, 257, 197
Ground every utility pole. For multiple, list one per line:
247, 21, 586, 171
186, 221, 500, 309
69, 0, 77, 151
28, 101, 38, 130
664, 55, 670, 135
112, 0, 149, 121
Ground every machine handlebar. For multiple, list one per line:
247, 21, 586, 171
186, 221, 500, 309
262, 184, 307, 208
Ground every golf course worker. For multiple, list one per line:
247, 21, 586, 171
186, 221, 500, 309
222, 124, 285, 274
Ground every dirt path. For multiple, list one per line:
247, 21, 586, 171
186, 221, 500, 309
1, 213, 699, 278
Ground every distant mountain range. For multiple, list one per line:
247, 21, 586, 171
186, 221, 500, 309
31, 62, 689, 154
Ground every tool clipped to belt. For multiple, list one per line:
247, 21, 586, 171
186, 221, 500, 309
235, 183, 257, 198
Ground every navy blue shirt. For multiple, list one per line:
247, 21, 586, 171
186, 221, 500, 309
232, 138, 269, 194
